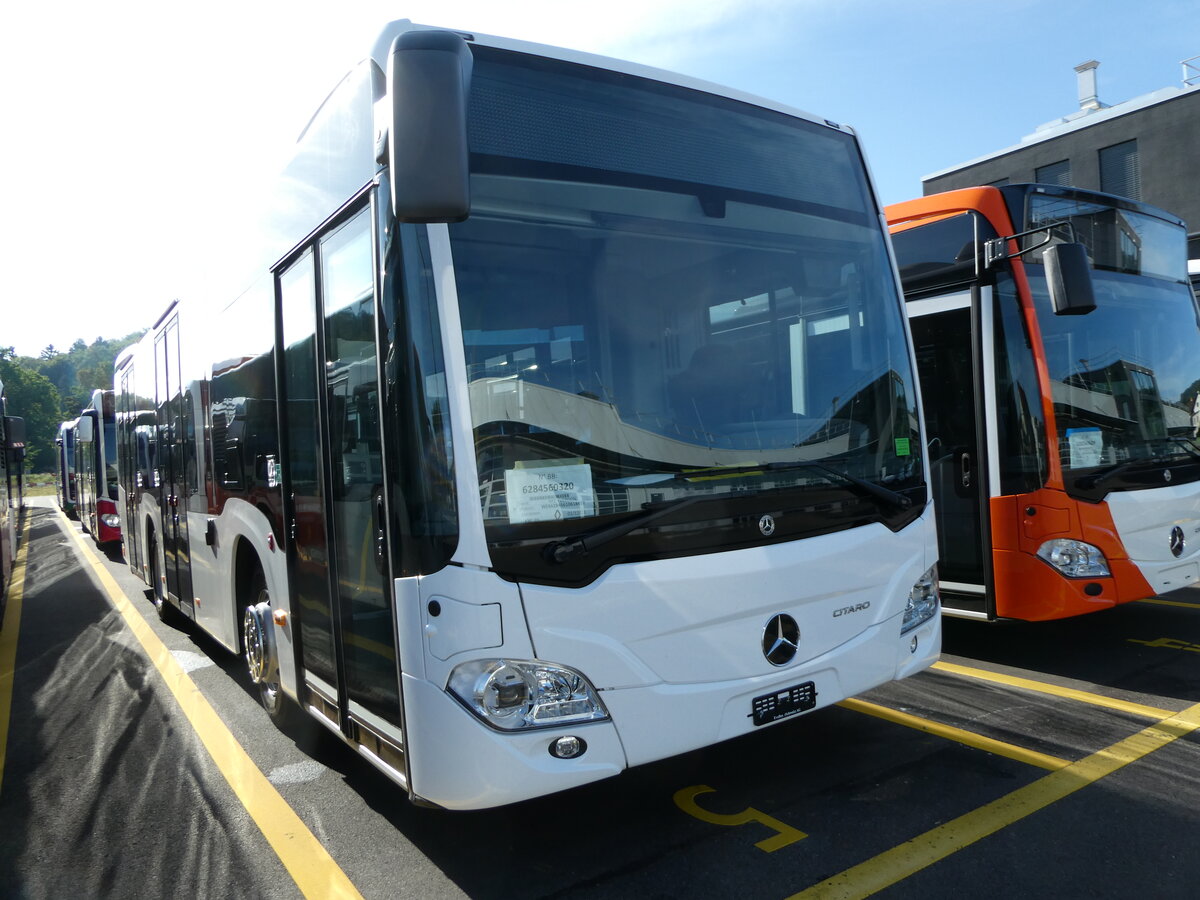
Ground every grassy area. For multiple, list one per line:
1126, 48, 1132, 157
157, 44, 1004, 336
21, 480, 56, 497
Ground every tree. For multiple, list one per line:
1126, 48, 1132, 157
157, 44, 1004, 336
3, 329, 143, 472
0, 356, 62, 473
23, 329, 144, 423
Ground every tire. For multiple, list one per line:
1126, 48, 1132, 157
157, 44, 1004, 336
244, 569, 297, 729
148, 531, 180, 626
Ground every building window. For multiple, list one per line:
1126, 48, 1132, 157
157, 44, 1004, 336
1099, 140, 1140, 200
1035, 160, 1071, 187
987, 177, 1010, 187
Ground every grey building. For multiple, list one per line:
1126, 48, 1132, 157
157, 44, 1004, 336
923, 58, 1200, 271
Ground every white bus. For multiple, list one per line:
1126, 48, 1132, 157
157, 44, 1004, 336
55, 419, 79, 517
115, 20, 940, 810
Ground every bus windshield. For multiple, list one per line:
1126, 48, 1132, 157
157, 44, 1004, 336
448, 49, 924, 580
1026, 203, 1200, 485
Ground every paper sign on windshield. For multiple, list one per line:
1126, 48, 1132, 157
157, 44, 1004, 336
1066, 427, 1103, 468
505, 461, 595, 524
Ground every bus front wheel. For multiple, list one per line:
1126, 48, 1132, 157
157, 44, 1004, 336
243, 570, 296, 728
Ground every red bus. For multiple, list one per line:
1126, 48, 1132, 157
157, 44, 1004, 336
888, 184, 1200, 620
76, 388, 122, 546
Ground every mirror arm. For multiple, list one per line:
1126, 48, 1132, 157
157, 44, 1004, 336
983, 223, 1077, 270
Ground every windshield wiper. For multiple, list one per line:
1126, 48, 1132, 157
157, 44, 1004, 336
1076, 438, 1200, 491
542, 494, 714, 564
1075, 454, 1171, 490
764, 460, 913, 512
1159, 436, 1200, 460
608, 460, 913, 512
544, 461, 913, 564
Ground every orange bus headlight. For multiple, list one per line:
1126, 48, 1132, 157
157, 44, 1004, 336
1037, 539, 1110, 578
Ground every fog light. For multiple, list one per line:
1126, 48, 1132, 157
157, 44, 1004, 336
549, 735, 587, 759
910, 635, 919, 654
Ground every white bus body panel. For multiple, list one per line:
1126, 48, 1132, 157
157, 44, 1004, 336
1107, 481, 1200, 593
189, 499, 290, 660
401, 511, 939, 809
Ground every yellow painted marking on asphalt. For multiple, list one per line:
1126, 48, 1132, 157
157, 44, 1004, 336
838, 698, 1070, 771
789, 700, 1200, 899
58, 510, 362, 899
1137, 596, 1200, 609
674, 785, 808, 852
1127, 636, 1200, 652
933, 660, 1174, 720
0, 511, 32, 799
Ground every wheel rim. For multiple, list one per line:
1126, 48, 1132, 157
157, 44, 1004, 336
243, 585, 282, 709
150, 539, 163, 610
243, 605, 267, 682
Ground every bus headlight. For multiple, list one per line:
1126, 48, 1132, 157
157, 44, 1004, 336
101, 513, 121, 528
1037, 539, 1110, 578
902, 565, 939, 634
447, 659, 609, 731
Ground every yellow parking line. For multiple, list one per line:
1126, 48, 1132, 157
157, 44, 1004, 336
932, 660, 1175, 720
789, 700, 1200, 899
838, 699, 1069, 771
0, 510, 32, 798
58, 509, 363, 899
1137, 597, 1200, 610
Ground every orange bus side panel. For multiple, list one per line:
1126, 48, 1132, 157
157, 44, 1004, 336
989, 490, 1155, 621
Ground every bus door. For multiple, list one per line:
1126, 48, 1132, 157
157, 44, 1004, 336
155, 317, 194, 617
278, 205, 403, 745
906, 288, 997, 618
117, 370, 141, 574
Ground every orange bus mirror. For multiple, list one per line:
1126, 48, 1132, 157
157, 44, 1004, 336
1045, 242, 1097, 315
387, 29, 472, 223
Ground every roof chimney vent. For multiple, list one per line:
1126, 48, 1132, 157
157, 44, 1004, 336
1075, 60, 1104, 111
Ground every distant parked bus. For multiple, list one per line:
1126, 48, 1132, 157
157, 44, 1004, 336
77, 389, 121, 546
1, 378, 25, 604
55, 419, 78, 517
888, 184, 1200, 621
116, 20, 940, 810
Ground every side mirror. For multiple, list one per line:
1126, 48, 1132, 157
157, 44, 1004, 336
77, 415, 95, 443
3, 416, 25, 450
1045, 242, 1097, 315
387, 30, 473, 223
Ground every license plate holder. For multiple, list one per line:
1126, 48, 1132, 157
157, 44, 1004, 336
750, 681, 817, 726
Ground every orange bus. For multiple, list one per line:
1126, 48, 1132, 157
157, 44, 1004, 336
888, 184, 1200, 620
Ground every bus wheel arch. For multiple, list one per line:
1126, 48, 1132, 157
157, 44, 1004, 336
146, 522, 179, 625
235, 541, 296, 728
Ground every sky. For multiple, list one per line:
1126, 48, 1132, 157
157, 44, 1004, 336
2, 0, 1196, 358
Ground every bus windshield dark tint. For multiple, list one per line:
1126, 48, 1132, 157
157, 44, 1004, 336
450, 51, 924, 582
1025, 194, 1187, 283
891, 213, 998, 296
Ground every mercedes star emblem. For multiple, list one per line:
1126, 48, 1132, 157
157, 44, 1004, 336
762, 614, 800, 666
1170, 525, 1186, 559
